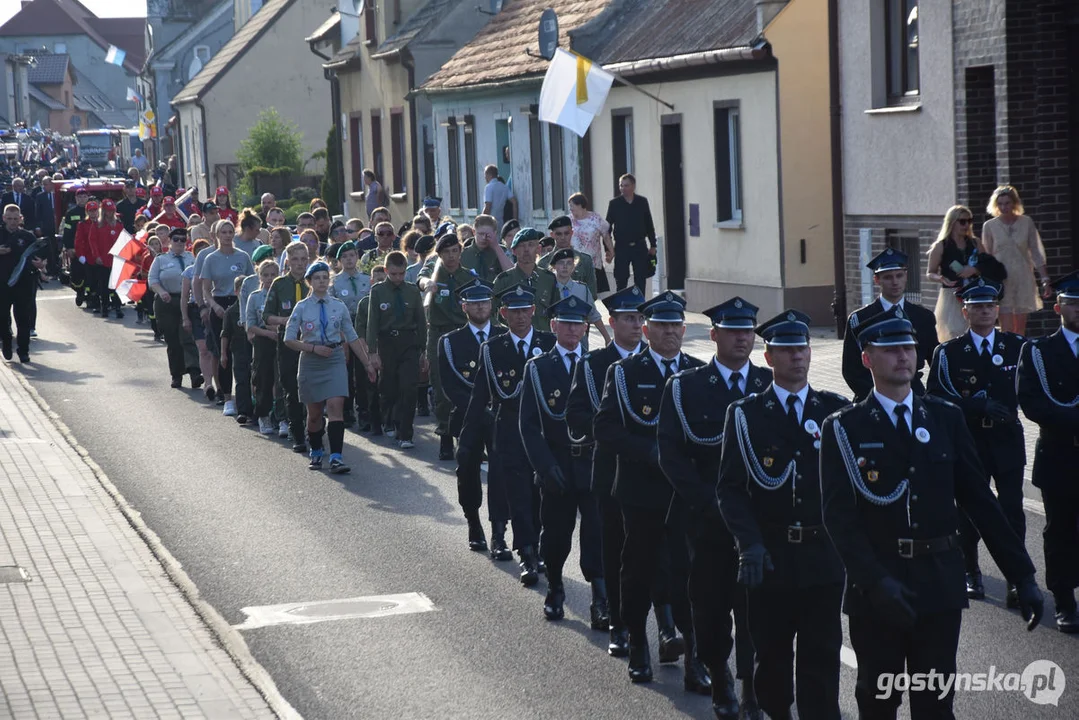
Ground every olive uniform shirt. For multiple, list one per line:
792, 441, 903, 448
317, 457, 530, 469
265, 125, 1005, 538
365, 279, 427, 353
263, 274, 309, 336
492, 264, 557, 333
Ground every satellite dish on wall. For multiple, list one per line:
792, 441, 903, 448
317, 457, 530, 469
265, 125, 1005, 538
538, 8, 558, 60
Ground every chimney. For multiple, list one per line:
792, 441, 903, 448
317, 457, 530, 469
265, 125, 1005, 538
756, 0, 788, 33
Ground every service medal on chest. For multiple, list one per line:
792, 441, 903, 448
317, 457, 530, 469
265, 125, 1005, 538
992, 354, 1003, 366
915, 427, 931, 444
867, 470, 879, 482
642, 405, 652, 416
804, 419, 819, 437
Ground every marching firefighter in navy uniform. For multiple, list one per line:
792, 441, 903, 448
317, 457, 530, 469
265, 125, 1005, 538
594, 291, 706, 688
842, 248, 938, 401
438, 279, 507, 553
519, 295, 604, 622
458, 284, 555, 582
927, 279, 1027, 607
821, 306, 1044, 718
1016, 270, 1079, 633
60, 186, 89, 306
567, 286, 650, 655
718, 310, 849, 720
658, 297, 767, 717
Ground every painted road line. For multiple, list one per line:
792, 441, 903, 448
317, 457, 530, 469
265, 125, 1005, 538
841, 645, 859, 669
234, 592, 437, 631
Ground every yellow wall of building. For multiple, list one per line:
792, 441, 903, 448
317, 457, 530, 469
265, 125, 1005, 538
767, 0, 836, 295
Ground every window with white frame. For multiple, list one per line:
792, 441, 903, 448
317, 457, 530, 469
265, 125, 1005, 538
713, 103, 742, 223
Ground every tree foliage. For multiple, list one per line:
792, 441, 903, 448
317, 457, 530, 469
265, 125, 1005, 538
236, 108, 304, 197
320, 125, 341, 212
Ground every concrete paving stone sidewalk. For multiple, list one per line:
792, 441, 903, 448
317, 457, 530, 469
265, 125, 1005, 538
0, 363, 284, 720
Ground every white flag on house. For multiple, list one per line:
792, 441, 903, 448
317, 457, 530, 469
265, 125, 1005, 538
105, 45, 126, 66
538, 48, 614, 138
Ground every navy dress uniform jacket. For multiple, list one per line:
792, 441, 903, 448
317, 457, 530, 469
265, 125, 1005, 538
718, 385, 849, 589
593, 351, 704, 510
438, 325, 507, 437
1016, 331, 1079, 495
820, 394, 1035, 616
519, 346, 589, 491
842, 299, 938, 401
927, 331, 1026, 473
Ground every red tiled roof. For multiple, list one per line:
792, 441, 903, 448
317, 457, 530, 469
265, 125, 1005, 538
421, 0, 611, 91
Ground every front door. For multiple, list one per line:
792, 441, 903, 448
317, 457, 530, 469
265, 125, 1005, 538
661, 118, 686, 291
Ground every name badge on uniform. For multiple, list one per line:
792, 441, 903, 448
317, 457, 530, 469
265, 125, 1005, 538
340, 289, 349, 296
230, 264, 239, 272
992, 354, 1003, 366
914, 427, 930, 444
440, 289, 450, 296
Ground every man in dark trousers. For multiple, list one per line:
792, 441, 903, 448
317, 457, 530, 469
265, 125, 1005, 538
1016, 270, 1079, 633
439, 279, 507, 553
32, 177, 58, 277
604, 174, 656, 293
567, 285, 649, 654
458, 284, 555, 582
519, 295, 603, 622
927, 280, 1027, 606
658, 297, 768, 718
842, 248, 937, 401
0, 204, 46, 363
594, 291, 704, 688
719, 310, 849, 720
821, 306, 1043, 718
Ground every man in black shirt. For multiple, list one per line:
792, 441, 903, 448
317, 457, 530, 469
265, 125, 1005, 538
115, 180, 141, 234
605, 174, 656, 293
0, 203, 46, 363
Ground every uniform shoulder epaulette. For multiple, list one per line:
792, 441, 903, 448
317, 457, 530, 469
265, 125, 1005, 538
816, 389, 850, 405
849, 310, 860, 329
729, 394, 751, 411
826, 403, 858, 423
922, 394, 959, 411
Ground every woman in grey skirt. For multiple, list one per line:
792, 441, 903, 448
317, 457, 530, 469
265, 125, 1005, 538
283, 261, 368, 473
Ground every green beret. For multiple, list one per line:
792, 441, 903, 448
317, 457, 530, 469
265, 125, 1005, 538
511, 227, 545, 248
251, 245, 274, 264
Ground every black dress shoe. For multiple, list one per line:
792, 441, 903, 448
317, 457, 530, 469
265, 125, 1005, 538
489, 522, 513, 561
655, 605, 684, 663
467, 517, 488, 552
518, 546, 540, 587
190, 372, 204, 389
627, 635, 653, 683
683, 634, 712, 695
17, 353, 29, 364
711, 666, 740, 719
1006, 583, 1020, 609
608, 627, 630, 657
544, 584, 566, 621
439, 434, 455, 461
292, 442, 308, 454
740, 676, 762, 720
966, 571, 986, 600
171, 376, 183, 388
589, 579, 610, 631
537, 559, 546, 575
1056, 609, 1079, 633
2, 337, 12, 361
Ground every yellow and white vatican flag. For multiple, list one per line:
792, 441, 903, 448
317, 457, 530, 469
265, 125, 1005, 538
538, 48, 614, 137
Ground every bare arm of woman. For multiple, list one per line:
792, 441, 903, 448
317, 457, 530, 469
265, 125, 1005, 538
1026, 220, 1050, 285
926, 242, 952, 286
981, 222, 995, 255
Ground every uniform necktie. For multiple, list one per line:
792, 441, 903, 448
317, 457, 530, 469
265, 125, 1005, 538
661, 358, 675, 377
294, 281, 301, 307
562, 285, 570, 299
786, 394, 800, 424
518, 339, 527, 359
393, 285, 405, 321
476, 330, 486, 344
980, 338, 991, 356
567, 351, 578, 376
894, 404, 911, 440
728, 371, 743, 396
349, 274, 357, 297
318, 299, 328, 343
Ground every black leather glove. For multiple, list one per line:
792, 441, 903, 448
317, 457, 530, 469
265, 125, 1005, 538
1016, 577, 1045, 631
867, 576, 917, 631
984, 399, 1015, 424
541, 465, 567, 494
737, 544, 773, 589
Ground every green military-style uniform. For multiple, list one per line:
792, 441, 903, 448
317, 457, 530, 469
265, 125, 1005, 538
263, 273, 310, 444
539, 247, 598, 299
460, 243, 504, 283
366, 278, 427, 444
419, 261, 475, 436
492, 264, 557, 333
358, 247, 392, 276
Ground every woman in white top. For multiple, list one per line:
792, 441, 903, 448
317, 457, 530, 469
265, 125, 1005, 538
980, 185, 1051, 335
569, 193, 614, 295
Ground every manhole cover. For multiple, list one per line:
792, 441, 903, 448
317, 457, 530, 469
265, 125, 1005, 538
234, 592, 436, 630
0, 566, 31, 583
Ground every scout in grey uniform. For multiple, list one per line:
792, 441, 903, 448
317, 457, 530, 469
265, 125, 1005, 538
246, 256, 280, 435
329, 241, 370, 426
148, 228, 199, 388
548, 247, 609, 351
284, 261, 367, 474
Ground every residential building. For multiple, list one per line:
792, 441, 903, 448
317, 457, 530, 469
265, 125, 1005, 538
837, 0, 1078, 335
0, 0, 144, 128
418, 0, 610, 230
321, 0, 494, 224
172, 0, 335, 197
579, 0, 835, 319
1, 52, 34, 127
145, 0, 235, 159
26, 53, 82, 131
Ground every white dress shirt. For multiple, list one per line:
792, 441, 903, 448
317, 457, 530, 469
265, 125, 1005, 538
873, 389, 915, 431
650, 349, 681, 377
772, 383, 810, 424
470, 321, 492, 345
556, 342, 582, 374
969, 328, 996, 355
714, 358, 751, 394
1062, 326, 1079, 358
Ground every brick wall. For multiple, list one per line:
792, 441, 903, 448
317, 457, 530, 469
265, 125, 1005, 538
842, 214, 941, 319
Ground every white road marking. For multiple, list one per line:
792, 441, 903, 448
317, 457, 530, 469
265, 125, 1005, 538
841, 645, 858, 669
233, 592, 436, 630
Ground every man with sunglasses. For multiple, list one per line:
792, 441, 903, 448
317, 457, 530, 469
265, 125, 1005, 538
359, 221, 397, 276
842, 248, 938, 401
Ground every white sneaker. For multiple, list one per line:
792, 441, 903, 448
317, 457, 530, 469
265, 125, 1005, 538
223, 400, 237, 417
258, 417, 274, 435
398, 439, 414, 449
278, 421, 289, 438
384, 425, 397, 438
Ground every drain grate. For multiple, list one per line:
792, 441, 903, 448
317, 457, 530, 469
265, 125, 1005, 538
0, 566, 31, 583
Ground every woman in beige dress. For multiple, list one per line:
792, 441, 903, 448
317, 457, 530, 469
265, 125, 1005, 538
981, 186, 1052, 335
927, 205, 982, 342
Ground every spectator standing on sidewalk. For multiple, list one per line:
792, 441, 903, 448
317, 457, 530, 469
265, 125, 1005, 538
605, 174, 656, 292
482, 165, 516, 230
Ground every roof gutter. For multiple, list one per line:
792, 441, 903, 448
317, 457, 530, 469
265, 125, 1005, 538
415, 74, 542, 99
370, 47, 402, 61
602, 44, 770, 78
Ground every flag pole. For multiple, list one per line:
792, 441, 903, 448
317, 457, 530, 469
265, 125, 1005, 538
610, 73, 675, 110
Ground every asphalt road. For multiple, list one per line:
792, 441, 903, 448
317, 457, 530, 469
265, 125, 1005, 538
13, 284, 1079, 719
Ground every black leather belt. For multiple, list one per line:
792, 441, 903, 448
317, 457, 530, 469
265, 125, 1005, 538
981, 418, 995, 428
767, 523, 826, 544
570, 444, 593, 457
897, 534, 959, 559
380, 329, 415, 337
